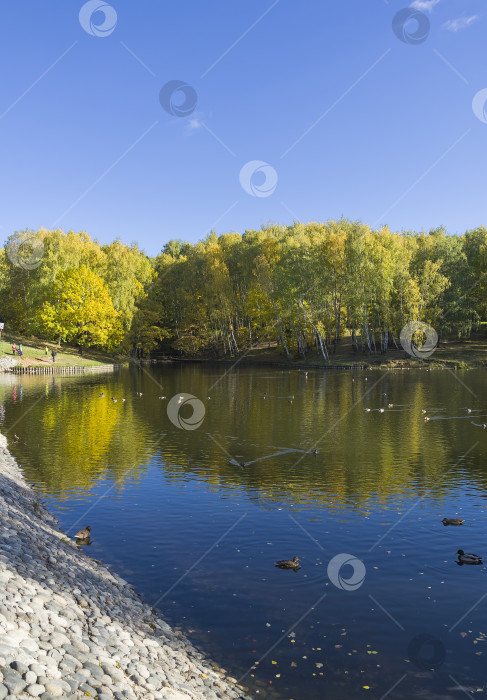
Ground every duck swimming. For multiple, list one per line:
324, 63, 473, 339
74, 526, 92, 540
275, 556, 300, 570
442, 518, 464, 526
456, 549, 482, 565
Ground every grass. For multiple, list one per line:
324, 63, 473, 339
0, 333, 122, 368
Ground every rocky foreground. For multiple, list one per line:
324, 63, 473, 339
0, 433, 250, 700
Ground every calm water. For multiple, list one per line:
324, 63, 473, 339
2, 364, 487, 699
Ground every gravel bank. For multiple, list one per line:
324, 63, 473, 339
0, 433, 250, 700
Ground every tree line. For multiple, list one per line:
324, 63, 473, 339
1, 221, 486, 358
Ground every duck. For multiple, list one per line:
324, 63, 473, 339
74, 526, 92, 540
99, 393, 105, 398
467, 408, 472, 414
483, 423, 487, 429
238, 461, 246, 468
379, 408, 385, 413
310, 448, 318, 455
14, 434, 19, 442
421, 409, 427, 414
456, 549, 482, 565
365, 408, 371, 413
442, 517, 464, 526
275, 556, 300, 570
158, 396, 166, 400
424, 417, 430, 422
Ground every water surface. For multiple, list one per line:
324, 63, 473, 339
2, 364, 487, 699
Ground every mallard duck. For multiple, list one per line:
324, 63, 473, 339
310, 448, 318, 455
442, 518, 464, 526
74, 526, 92, 540
467, 408, 472, 414
456, 549, 482, 565
275, 556, 300, 570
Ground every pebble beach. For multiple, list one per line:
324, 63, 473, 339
0, 433, 250, 700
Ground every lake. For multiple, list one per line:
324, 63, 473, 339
1, 363, 487, 699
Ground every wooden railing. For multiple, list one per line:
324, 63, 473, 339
9, 364, 121, 375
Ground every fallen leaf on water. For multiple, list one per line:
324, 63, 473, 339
271, 660, 277, 665
460, 632, 468, 638
290, 662, 297, 668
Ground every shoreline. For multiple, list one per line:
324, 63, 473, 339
0, 433, 250, 700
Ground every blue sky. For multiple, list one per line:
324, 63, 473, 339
0, 0, 486, 256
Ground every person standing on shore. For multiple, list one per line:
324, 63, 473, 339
12, 344, 16, 355
51, 349, 56, 363
18, 344, 23, 357
45, 346, 48, 356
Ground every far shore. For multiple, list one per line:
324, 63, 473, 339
2, 332, 487, 373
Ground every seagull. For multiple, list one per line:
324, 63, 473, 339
379, 408, 385, 413
467, 408, 472, 414
158, 396, 166, 400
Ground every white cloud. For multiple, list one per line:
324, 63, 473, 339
410, 0, 441, 12
443, 15, 479, 31
187, 117, 203, 131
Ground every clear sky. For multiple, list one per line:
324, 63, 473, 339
0, 0, 485, 256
